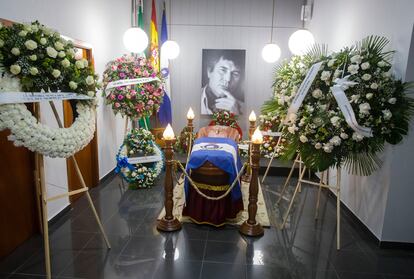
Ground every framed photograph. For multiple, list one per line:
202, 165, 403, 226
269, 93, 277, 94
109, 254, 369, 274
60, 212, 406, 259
201, 49, 246, 115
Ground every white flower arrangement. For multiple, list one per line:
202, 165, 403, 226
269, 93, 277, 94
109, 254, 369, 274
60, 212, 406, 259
261, 36, 414, 175
0, 21, 100, 158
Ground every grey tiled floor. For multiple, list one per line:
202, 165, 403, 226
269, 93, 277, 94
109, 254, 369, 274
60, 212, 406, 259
1, 172, 414, 279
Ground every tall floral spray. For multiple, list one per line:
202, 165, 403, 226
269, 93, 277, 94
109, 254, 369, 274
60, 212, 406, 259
262, 36, 414, 175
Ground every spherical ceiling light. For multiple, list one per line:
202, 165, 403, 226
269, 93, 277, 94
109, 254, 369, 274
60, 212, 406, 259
123, 27, 149, 53
161, 40, 180, 60
262, 43, 281, 63
288, 29, 315, 55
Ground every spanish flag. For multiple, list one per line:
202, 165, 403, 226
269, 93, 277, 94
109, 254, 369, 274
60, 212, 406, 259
150, 0, 160, 72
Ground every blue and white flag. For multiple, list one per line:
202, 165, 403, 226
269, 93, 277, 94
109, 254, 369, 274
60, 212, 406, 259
158, 3, 172, 126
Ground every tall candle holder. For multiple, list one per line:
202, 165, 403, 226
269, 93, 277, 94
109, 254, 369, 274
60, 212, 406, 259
240, 128, 264, 236
157, 124, 181, 232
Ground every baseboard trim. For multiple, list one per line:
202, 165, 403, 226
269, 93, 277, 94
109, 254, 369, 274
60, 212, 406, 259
99, 168, 116, 186
48, 204, 71, 225
379, 241, 414, 250
326, 189, 414, 249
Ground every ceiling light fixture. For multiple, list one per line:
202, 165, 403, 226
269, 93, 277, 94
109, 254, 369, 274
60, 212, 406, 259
262, 0, 281, 63
123, 0, 149, 53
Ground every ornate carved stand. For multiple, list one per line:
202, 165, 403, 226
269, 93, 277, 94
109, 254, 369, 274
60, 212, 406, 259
240, 142, 264, 236
157, 138, 182, 231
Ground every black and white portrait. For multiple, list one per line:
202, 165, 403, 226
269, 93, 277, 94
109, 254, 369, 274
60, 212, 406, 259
201, 49, 246, 115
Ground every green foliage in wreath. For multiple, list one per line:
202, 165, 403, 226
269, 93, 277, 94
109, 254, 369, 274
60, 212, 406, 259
263, 36, 414, 175
116, 128, 164, 189
0, 21, 99, 95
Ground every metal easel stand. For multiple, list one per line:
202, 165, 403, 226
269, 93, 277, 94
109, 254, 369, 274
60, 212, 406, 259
36, 102, 111, 278
278, 155, 342, 250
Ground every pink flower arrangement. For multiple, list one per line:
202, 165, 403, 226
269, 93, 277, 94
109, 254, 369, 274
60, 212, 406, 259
102, 55, 164, 119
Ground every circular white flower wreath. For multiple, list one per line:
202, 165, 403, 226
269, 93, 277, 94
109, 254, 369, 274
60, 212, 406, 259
0, 73, 95, 158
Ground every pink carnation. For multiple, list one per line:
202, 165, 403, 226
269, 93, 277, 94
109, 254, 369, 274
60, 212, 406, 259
117, 94, 124, 100
114, 102, 120, 108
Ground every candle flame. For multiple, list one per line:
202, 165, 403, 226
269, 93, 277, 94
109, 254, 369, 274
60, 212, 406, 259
187, 107, 195, 120
163, 123, 175, 140
251, 127, 263, 144
249, 110, 257, 122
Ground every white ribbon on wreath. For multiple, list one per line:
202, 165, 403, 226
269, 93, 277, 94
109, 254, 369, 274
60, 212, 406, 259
0, 73, 96, 158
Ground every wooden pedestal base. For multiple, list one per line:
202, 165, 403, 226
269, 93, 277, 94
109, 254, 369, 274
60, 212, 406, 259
239, 221, 264, 237
157, 217, 182, 232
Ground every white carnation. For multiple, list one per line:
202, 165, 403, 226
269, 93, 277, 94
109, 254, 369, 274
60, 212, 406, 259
359, 103, 371, 115
18, 30, 27, 37
39, 38, 47, 45
312, 89, 323, 99
388, 97, 396, 104
85, 76, 95, 85
361, 74, 371, 81
334, 69, 342, 78
29, 55, 37, 61
87, 91, 95, 97
370, 83, 378, 90
52, 69, 61, 78
366, 93, 373, 100
330, 116, 341, 127
329, 136, 341, 146
299, 135, 308, 143
29, 67, 39, 75
58, 51, 66, 58
75, 60, 84, 69
323, 143, 334, 153
382, 109, 392, 120
361, 62, 370, 70
348, 64, 359, 75
24, 40, 38, 50
377, 60, 387, 67
306, 105, 315, 113
10, 64, 21, 75
320, 71, 331, 81
287, 125, 296, 134
54, 41, 64, 51
11, 47, 20, 56
66, 48, 76, 57
352, 132, 364, 142
327, 59, 336, 67
46, 46, 58, 58
61, 58, 70, 68
340, 133, 349, 139
314, 143, 322, 149
350, 55, 362, 64
69, 81, 78, 90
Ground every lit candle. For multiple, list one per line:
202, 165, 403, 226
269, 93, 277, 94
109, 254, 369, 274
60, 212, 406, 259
163, 123, 175, 140
251, 127, 263, 144
249, 110, 257, 122
187, 107, 195, 120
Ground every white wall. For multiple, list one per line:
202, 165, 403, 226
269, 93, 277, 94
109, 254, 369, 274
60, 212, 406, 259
381, 25, 414, 243
309, 0, 414, 242
0, 0, 130, 219
144, 0, 304, 134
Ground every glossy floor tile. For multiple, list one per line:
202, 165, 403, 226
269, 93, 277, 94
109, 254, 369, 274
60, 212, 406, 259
1, 173, 414, 279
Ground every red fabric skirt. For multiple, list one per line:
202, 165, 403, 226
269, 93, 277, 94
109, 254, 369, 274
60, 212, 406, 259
182, 184, 243, 227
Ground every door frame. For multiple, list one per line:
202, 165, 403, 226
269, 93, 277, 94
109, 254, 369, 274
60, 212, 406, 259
61, 38, 100, 203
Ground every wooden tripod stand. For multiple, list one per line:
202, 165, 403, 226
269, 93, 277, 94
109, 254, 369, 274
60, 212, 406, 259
34, 102, 111, 278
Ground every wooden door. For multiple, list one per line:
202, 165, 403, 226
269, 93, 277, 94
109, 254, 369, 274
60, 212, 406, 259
0, 109, 39, 259
64, 45, 99, 203
0, 18, 40, 259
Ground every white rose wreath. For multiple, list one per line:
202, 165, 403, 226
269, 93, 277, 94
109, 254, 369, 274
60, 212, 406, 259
0, 21, 98, 158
